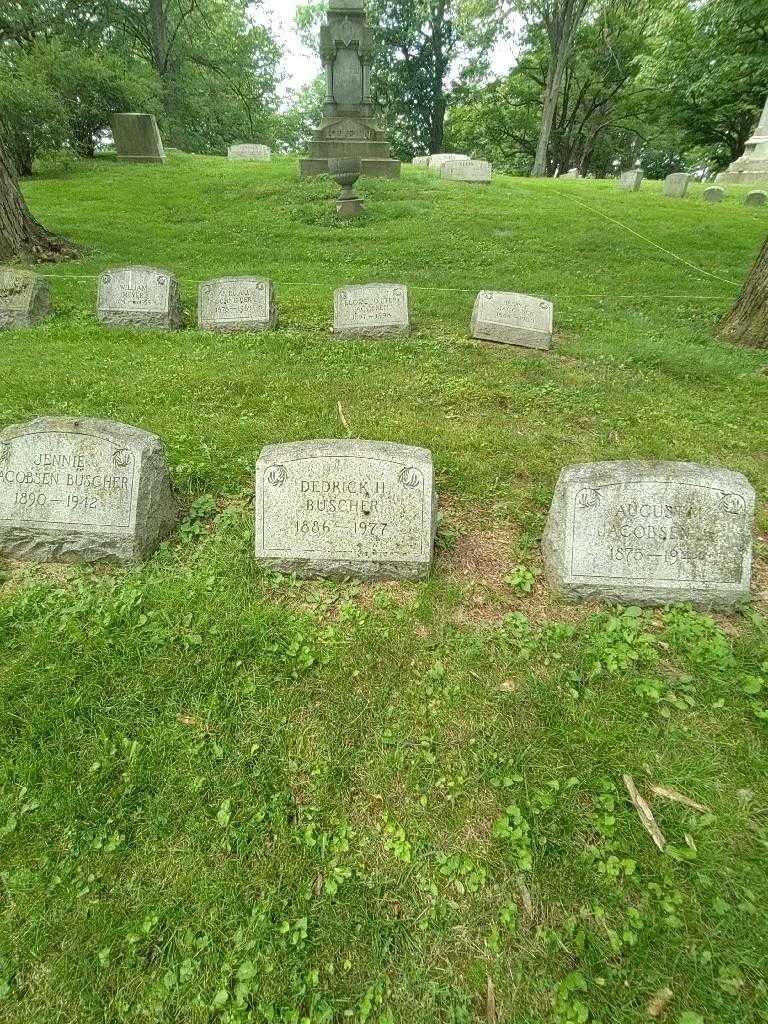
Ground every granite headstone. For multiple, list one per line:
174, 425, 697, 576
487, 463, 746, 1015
0, 417, 178, 563
703, 186, 725, 203
333, 283, 410, 338
619, 170, 644, 192
254, 439, 437, 580
228, 144, 271, 161
198, 277, 276, 332
664, 173, 691, 198
441, 159, 492, 183
111, 113, 165, 164
471, 291, 553, 350
97, 267, 183, 330
543, 461, 754, 609
745, 190, 767, 207
0, 268, 52, 330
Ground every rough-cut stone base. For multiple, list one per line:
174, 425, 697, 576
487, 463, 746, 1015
0, 270, 52, 330
716, 169, 768, 185
300, 158, 401, 179
543, 461, 754, 610
0, 418, 179, 564
337, 198, 364, 219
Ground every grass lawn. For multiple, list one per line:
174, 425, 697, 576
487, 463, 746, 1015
1, 154, 768, 1024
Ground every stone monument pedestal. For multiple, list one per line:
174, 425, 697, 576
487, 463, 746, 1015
717, 95, 768, 185
299, 1, 400, 180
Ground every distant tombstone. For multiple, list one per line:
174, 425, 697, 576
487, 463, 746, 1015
703, 186, 725, 203
428, 153, 468, 171
471, 291, 553, 351
111, 113, 165, 164
619, 170, 644, 192
97, 266, 183, 330
227, 144, 271, 161
412, 156, 431, 167
254, 439, 437, 581
664, 173, 691, 198
0, 268, 52, 330
333, 283, 410, 338
0, 417, 178, 563
543, 461, 755, 609
198, 277, 276, 332
441, 159, 492, 183
745, 190, 767, 207
562, 168, 581, 179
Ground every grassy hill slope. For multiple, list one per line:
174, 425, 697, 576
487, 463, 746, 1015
0, 155, 767, 1023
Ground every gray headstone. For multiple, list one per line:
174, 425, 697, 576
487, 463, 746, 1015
0, 268, 52, 329
412, 156, 431, 167
428, 153, 469, 171
198, 277, 276, 332
562, 168, 581, 179
543, 461, 754, 609
97, 267, 183, 330
703, 186, 725, 203
664, 173, 691, 198
254, 439, 437, 581
0, 417, 178, 563
619, 170, 644, 192
333, 284, 410, 338
745, 190, 767, 207
441, 159, 492, 183
227, 144, 271, 161
471, 291, 553, 350
111, 113, 165, 164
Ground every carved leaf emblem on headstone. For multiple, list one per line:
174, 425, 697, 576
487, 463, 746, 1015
721, 493, 746, 515
399, 467, 422, 489
576, 487, 600, 509
267, 465, 288, 488
113, 449, 132, 469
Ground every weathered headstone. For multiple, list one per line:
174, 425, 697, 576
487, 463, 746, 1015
227, 144, 271, 161
428, 153, 468, 171
412, 155, 431, 167
543, 461, 755, 609
717, 93, 768, 185
111, 113, 165, 164
198, 277, 276, 332
441, 159, 492, 183
471, 291, 553, 350
745, 190, 767, 207
0, 268, 52, 330
0, 417, 178, 563
562, 168, 581, 179
254, 439, 437, 580
299, 0, 400, 178
703, 186, 725, 203
97, 267, 183, 330
619, 170, 644, 192
333, 284, 410, 338
664, 172, 691, 198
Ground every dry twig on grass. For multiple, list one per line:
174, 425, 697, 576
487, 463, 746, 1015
648, 783, 711, 814
486, 977, 497, 1024
623, 774, 666, 852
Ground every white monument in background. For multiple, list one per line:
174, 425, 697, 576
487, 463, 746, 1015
717, 95, 768, 185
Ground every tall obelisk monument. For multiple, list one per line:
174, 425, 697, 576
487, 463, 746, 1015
717, 95, 768, 185
299, 0, 400, 179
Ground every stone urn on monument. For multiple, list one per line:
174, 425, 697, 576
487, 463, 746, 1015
299, 0, 400, 179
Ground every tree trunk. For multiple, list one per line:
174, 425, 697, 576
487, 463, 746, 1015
0, 137, 77, 261
532, 57, 563, 176
720, 237, 768, 347
428, 0, 448, 154
149, 0, 180, 146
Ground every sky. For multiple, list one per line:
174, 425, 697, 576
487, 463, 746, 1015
254, 1, 522, 97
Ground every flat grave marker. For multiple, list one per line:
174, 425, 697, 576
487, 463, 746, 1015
97, 266, 183, 330
0, 268, 52, 330
543, 461, 755, 609
471, 291, 553, 350
333, 283, 410, 338
0, 417, 178, 563
198, 276, 276, 332
228, 144, 271, 161
255, 439, 437, 581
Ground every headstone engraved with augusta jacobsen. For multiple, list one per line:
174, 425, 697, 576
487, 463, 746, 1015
198, 277, 276, 332
0, 417, 178, 563
97, 266, 183, 330
543, 461, 755, 609
254, 439, 437, 581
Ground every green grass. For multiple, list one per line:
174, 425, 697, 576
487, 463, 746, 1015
1, 153, 768, 1023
